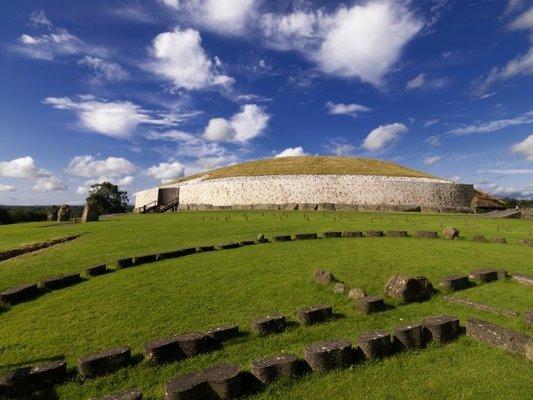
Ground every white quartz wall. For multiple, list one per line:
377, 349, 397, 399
135, 175, 475, 210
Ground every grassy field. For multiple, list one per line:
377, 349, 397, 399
0, 211, 532, 399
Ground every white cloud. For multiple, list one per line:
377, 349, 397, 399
30, 10, 52, 28
473, 48, 533, 95
147, 161, 185, 183
424, 119, 439, 127
203, 104, 270, 143
425, 135, 441, 146
75, 175, 134, 196
0, 184, 15, 192
362, 123, 408, 151
447, 109, 533, 136
326, 140, 356, 156
509, 6, 533, 31
274, 147, 307, 158
160, 0, 258, 36
325, 101, 371, 117
148, 27, 233, 90
78, 56, 128, 84
67, 155, 136, 178
0, 156, 50, 178
482, 168, 533, 174
423, 155, 442, 165
406, 73, 426, 89
33, 176, 67, 192
510, 135, 533, 161
43, 96, 175, 138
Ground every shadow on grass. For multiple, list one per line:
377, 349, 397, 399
0, 354, 65, 370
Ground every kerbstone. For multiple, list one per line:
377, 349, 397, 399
440, 275, 470, 291
40, 273, 81, 290
322, 231, 342, 238
252, 314, 286, 334
343, 231, 363, 238
303, 339, 352, 371
251, 354, 298, 384
366, 231, 384, 237
393, 323, 426, 350
145, 336, 181, 364
296, 304, 332, 325
466, 318, 530, 357
469, 269, 498, 283
0, 283, 40, 305
78, 346, 131, 378
422, 315, 460, 343
272, 235, 291, 242
294, 233, 318, 240
415, 231, 438, 239
387, 230, 408, 237
358, 331, 393, 359
207, 325, 239, 342
357, 296, 385, 314
176, 332, 215, 358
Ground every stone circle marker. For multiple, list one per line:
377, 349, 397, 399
314, 269, 337, 285
348, 288, 366, 299
0, 359, 67, 396
468, 269, 498, 283
357, 296, 385, 314
442, 226, 459, 240
78, 346, 132, 378
40, 273, 82, 290
145, 336, 182, 364
206, 325, 240, 342
252, 314, 286, 334
422, 315, 460, 343
294, 233, 318, 240
250, 354, 299, 384
273, 235, 292, 242
296, 305, 332, 325
415, 231, 438, 239
81, 202, 99, 223
387, 230, 408, 237
0, 283, 40, 305
384, 274, 434, 303
176, 332, 215, 358
332, 282, 349, 294
132, 254, 158, 265
357, 330, 393, 359
366, 231, 384, 237
393, 323, 426, 350
322, 231, 342, 238
303, 339, 352, 371
343, 231, 363, 238
440, 275, 470, 292
86, 264, 109, 277
117, 257, 133, 268
57, 204, 71, 222
466, 318, 531, 357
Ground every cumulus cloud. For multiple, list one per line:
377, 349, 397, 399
203, 104, 270, 143
33, 176, 67, 192
75, 175, 134, 196
147, 161, 186, 183
0, 184, 15, 192
472, 48, 533, 95
0, 156, 50, 178
148, 27, 233, 90
274, 147, 307, 158
447, 109, 533, 136
43, 95, 176, 138
362, 123, 408, 151
78, 56, 128, 84
67, 155, 136, 178
511, 134, 533, 161
423, 155, 442, 165
325, 101, 371, 117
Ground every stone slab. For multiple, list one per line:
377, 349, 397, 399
357, 330, 393, 359
132, 254, 158, 265
216, 243, 240, 250
196, 246, 215, 253
294, 233, 318, 240
303, 339, 352, 372
440, 275, 470, 291
443, 296, 519, 317
0, 283, 40, 305
469, 269, 498, 283
357, 296, 385, 314
250, 354, 298, 384
422, 315, 460, 343
512, 273, 533, 286
415, 231, 438, 239
117, 257, 133, 268
176, 332, 215, 358
393, 323, 426, 350
387, 230, 408, 237
322, 231, 342, 238
466, 318, 531, 357
343, 231, 363, 238
86, 264, 109, 276
272, 235, 292, 242
40, 273, 82, 290
78, 346, 131, 378
145, 336, 182, 364
207, 324, 239, 342
366, 231, 384, 237
252, 314, 286, 334
296, 304, 332, 325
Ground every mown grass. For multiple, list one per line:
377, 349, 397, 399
0, 211, 532, 399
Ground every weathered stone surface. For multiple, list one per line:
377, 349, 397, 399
422, 315, 460, 343
415, 231, 438, 239
525, 311, 533, 327
440, 275, 470, 291
57, 204, 71, 222
473, 235, 486, 242
332, 282, 349, 294
393, 323, 426, 350
252, 314, 286, 334
132, 254, 158, 265
384, 274, 434, 303
216, 242, 240, 250
92, 389, 142, 400
299, 203, 318, 211
347, 288, 366, 299
296, 304, 332, 325
78, 346, 131, 378
366, 231, 384, 237
117, 257, 133, 268
314, 269, 337, 285
387, 230, 408, 237
357, 296, 385, 314
176, 332, 215, 358
207, 324, 239, 342
86, 264, 109, 276
317, 203, 335, 211
466, 318, 531, 357
442, 226, 459, 240
343, 231, 363, 238
273, 235, 292, 242
322, 231, 342, 238
145, 336, 181, 364
40, 273, 82, 290
81, 202, 100, 223
165, 363, 242, 400
47, 206, 59, 221
303, 339, 352, 371
196, 245, 215, 253
256, 233, 268, 243
520, 238, 533, 247
358, 331, 393, 359
443, 296, 519, 317
512, 273, 533, 286
0, 283, 40, 305
496, 270, 509, 280
490, 237, 507, 244
0, 359, 67, 395
250, 354, 299, 384
294, 233, 318, 240
469, 268, 498, 283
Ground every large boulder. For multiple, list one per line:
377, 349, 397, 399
57, 204, 71, 222
47, 205, 59, 221
314, 269, 337, 286
81, 202, 99, 223
384, 274, 435, 303
442, 226, 459, 240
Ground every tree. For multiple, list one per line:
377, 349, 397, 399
85, 182, 129, 214
0, 206, 12, 225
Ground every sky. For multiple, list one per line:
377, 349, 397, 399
0, 0, 532, 205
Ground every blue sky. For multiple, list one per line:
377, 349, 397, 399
0, 0, 532, 205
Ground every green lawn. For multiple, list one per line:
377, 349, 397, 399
0, 211, 532, 399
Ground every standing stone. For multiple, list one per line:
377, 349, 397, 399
47, 206, 59, 221
57, 204, 71, 222
384, 274, 434, 303
442, 226, 459, 240
81, 202, 99, 223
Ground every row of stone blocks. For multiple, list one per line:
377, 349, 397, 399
164, 314, 462, 399
440, 268, 509, 292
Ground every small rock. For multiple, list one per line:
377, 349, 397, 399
314, 269, 336, 285
473, 235, 486, 242
442, 226, 459, 240
347, 288, 366, 299
332, 282, 348, 294
384, 274, 434, 303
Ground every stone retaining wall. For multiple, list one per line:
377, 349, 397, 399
135, 174, 475, 212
